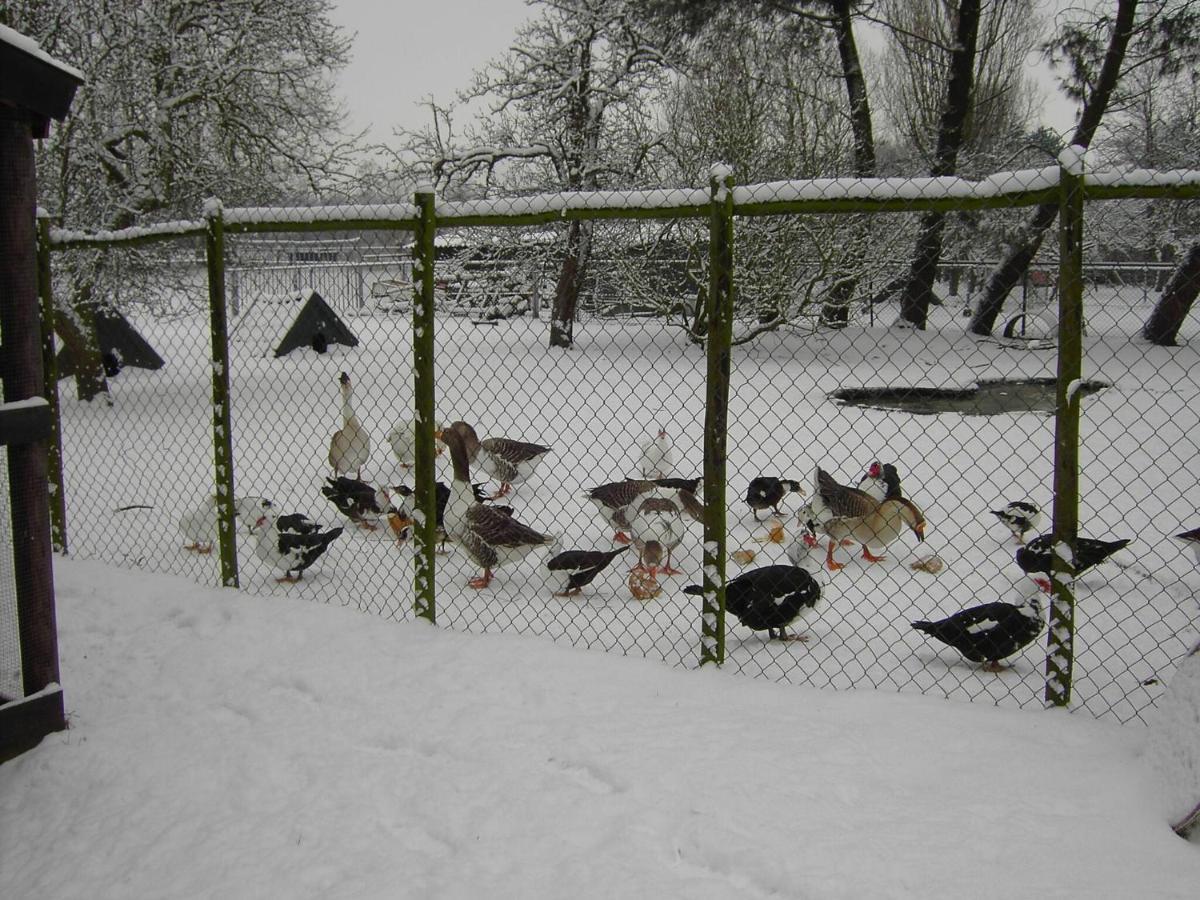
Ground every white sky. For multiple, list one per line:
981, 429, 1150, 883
329, 0, 533, 145
331, 0, 1079, 149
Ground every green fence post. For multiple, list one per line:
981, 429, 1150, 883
701, 163, 735, 666
204, 199, 239, 588
36, 210, 68, 554
412, 185, 438, 624
1045, 148, 1085, 707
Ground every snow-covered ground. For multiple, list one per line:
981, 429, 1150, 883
2, 557, 1199, 898
50, 279, 1200, 727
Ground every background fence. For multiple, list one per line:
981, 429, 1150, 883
39, 160, 1200, 724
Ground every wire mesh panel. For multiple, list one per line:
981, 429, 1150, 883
0, 450, 21, 701
44, 168, 1200, 724
427, 215, 708, 667
53, 240, 228, 584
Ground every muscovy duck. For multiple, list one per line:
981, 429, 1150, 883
1015, 534, 1131, 578
912, 576, 1051, 671
744, 476, 805, 519
248, 506, 343, 582
686, 564, 824, 642
546, 546, 631, 597
991, 500, 1043, 544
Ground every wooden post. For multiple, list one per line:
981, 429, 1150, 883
36, 210, 68, 553
701, 163, 735, 666
412, 187, 438, 623
0, 110, 62, 710
204, 199, 239, 588
1045, 148, 1085, 707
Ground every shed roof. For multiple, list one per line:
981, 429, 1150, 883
0, 23, 83, 136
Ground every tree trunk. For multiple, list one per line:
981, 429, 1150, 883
898, 0, 981, 329
820, 1, 876, 328
970, 0, 1139, 336
1141, 242, 1200, 346
549, 219, 590, 349
56, 277, 112, 403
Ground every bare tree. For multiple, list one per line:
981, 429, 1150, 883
969, 0, 1200, 336
893, 0, 983, 329
4, 0, 359, 400
399, 0, 680, 349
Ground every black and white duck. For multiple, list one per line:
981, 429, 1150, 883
583, 477, 702, 544
744, 476, 805, 519
443, 421, 551, 499
686, 564, 824, 642
320, 475, 398, 530
856, 460, 903, 502
911, 575, 1051, 671
440, 426, 555, 588
248, 505, 343, 582
1015, 533, 1131, 579
546, 546, 631, 597
991, 500, 1043, 544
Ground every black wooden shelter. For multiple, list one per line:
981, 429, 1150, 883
0, 24, 82, 761
56, 305, 166, 377
273, 290, 359, 357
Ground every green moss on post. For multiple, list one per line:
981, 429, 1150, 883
701, 164, 735, 667
36, 211, 68, 553
1045, 155, 1085, 707
412, 188, 438, 624
204, 200, 239, 588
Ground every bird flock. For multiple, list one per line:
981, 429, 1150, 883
177, 370, 1196, 673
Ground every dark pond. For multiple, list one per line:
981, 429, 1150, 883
830, 377, 1109, 415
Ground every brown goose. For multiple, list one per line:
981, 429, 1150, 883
328, 372, 370, 478
443, 421, 551, 498
584, 477, 702, 543
629, 488, 704, 576
440, 426, 555, 589
804, 467, 925, 571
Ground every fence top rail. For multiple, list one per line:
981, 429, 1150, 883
41, 163, 1200, 248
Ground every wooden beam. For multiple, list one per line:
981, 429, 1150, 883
0, 401, 52, 446
0, 686, 67, 764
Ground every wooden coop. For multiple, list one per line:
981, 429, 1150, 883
0, 24, 82, 761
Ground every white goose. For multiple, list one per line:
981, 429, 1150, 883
440, 426, 555, 589
178, 495, 269, 553
443, 421, 551, 499
328, 371, 370, 478
386, 417, 444, 469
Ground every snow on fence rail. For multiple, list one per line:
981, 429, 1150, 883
36, 160, 1200, 726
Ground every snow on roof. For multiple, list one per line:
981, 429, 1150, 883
0, 23, 84, 82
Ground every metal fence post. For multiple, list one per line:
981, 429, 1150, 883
412, 186, 438, 623
1045, 149, 1085, 707
204, 199, 239, 588
36, 210, 68, 553
701, 163, 735, 666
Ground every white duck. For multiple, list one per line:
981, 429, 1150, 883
178, 495, 269, 553
328, 371, 370, 478
638, 426, 674, 479
386, 417, 444, 469
443, 421, 551, 499
440, 426, 556, 588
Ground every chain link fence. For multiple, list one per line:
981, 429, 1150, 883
41, 163, 1200, 724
